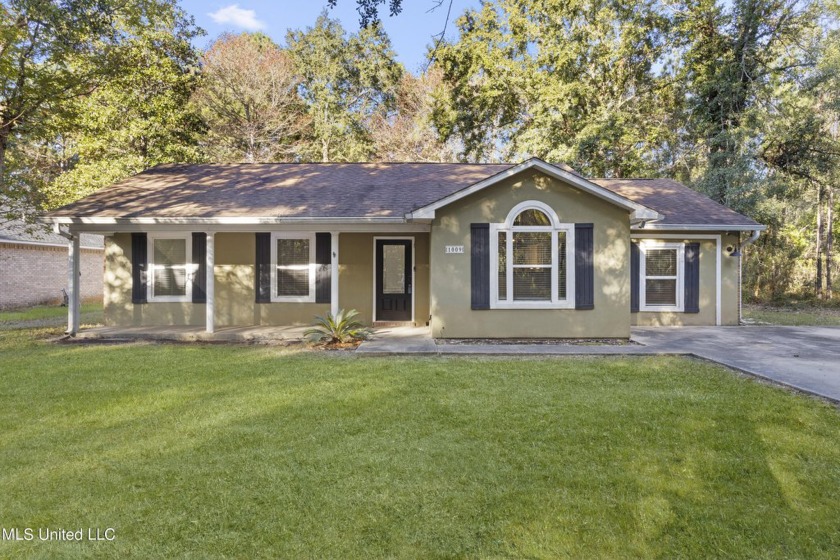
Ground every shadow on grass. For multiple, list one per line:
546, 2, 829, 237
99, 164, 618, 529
1, 341, 839, 558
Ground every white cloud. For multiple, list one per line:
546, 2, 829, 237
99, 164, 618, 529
208, 4, 266, 31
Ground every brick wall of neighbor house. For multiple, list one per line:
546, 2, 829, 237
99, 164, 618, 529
0, 242, 103, 309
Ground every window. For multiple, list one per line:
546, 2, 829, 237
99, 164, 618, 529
639, 242, 684, 312
148, 234, 192, 302
491, 201, 575, 309
271, 232, 315, 302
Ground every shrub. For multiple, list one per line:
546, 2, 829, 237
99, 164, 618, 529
304, 309, 371, 344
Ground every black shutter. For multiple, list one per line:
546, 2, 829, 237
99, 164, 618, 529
131, 233, 147, 304
575, 223, 594, 310
684, 242, 700, 313
192, 233, 207, 303
471, 223, 490, 310
255, 232, 271, 303
630, 241, 640, 313
315, 233, 331, 304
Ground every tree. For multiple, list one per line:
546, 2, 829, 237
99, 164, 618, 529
287, 13, 403, 162
327, 0, 404, 27
192, 33, 308, 163
675, 0, 832, 298
431, 0, 675, 176
674, 0, 822, 212
40, 19, 205, 209
0, 0, 201, 211
370, 68, 456, 162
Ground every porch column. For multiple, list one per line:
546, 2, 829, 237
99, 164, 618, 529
206, 232, 215, 334
331, 232, 340, 317
67, 235, 81, 335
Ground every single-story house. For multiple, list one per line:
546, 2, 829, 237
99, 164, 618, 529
1, 210, 103, 310
41, 158, 764, 338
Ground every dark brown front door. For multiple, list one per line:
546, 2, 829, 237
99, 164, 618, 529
375, 240, 412, 321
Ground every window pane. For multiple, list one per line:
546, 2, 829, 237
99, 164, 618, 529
557, 232, 567, 299
382, 244, 406, 294
646, 249, 677, 276
153, 239, 187, 297
278, 269, 309, 296
498, 232, 507, 300
513, 209, 551, 226
646, 279, 677, 305
513, 232, 551, 265
277, 238, 310, 297
514, 268, 551, 300
153, 267, 187, 297
154, 238, 186, 267
277, 238, 309, 266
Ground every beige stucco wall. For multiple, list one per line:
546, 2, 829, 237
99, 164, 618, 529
429, 170, 632, 338
338, 233, 430, 326
631, 233, 741, 326
104, 231, 430, 328
105, 234, 205, 327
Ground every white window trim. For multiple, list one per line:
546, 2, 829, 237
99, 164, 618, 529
490, 201, 576, 309
271, 232, 316, 303
639, 241, 684, 312
147, 232, 194, 303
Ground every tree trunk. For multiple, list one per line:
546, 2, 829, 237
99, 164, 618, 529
816, 184, 824, 298
0, 120, 10, 193
827, 186, 834, 299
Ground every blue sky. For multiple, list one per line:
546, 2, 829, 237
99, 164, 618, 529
179, 0, 480, 73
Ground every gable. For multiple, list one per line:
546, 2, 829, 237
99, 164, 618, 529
407, 159, 660, 223
433, 169, 632, 229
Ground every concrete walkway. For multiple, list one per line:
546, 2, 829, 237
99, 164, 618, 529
633, 326, 840, 403
75, 325, 309, 343
358, 325, 840, 402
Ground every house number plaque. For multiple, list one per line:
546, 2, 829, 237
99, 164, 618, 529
445, 245, 465, 254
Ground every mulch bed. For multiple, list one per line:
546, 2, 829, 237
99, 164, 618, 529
436, 338, 638, 346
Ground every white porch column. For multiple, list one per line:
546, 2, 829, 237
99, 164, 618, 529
206, 232, 215, 334
331, 232, 340, 317
67, 235, 81, 335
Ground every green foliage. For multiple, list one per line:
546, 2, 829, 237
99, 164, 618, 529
1, 0, 204, 210
287, 13, 403, 162
432, 0, 675, 176
304, 308, 371, 344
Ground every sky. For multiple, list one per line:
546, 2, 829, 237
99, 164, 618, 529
178, 0, 480, 73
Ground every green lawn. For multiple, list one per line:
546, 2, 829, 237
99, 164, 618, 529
0, 302, 102, 328
743, 302, 840, 326
1, 328, 839, 558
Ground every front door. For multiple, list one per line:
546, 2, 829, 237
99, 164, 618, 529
375, 239, 412, 322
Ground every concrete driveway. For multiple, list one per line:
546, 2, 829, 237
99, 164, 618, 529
632, 326, 840, 403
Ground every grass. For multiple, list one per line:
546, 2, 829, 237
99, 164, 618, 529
743, 302, 840, 326
0, 302, 102, 329
1, 328, 840, 558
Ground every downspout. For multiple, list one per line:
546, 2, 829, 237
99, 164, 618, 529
736, 230, 762, 324
53, 223, 74, 241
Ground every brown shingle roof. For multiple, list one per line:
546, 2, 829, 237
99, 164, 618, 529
48, 163, 514, 219
590, 178, 761, 227
47, 162, 760, 228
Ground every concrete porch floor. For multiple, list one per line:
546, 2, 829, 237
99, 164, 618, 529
75, 325, 310, 343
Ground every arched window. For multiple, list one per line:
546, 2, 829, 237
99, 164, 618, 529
491, 202, 575, 308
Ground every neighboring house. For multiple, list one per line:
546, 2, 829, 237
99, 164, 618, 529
0, 213, 103, 310
42, 159, 764, 337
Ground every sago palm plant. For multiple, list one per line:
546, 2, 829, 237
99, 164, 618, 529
304, 309, 371, 344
